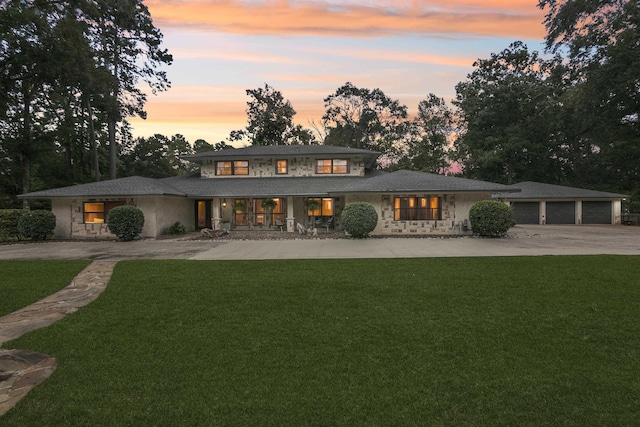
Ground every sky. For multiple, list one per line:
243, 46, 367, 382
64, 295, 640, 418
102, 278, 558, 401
129, 0, 549, 146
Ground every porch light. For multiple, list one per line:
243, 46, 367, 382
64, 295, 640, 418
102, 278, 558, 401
222, 199, 227, 207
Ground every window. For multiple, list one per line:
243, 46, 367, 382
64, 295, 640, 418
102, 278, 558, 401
307, 198, 334, 216
316, 159, 349, 174
216, 160, 249, 175
276, 160, 288, 174
394, 197, 441, 221
83, 201, 124, 224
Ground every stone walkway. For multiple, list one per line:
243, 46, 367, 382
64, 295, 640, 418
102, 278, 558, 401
0, 261, 116, 417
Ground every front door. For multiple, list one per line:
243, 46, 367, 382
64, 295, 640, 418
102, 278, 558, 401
195, 200, 212, 229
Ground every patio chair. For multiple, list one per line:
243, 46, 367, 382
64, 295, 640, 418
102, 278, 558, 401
320, 217, 333, 233
275, 219, 285, 232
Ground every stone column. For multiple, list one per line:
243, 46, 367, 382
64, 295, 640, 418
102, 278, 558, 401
212, 198, 221, 230
286, 196, 295, 232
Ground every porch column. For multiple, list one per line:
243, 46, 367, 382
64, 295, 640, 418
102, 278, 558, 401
286, 196, 295, 232
212, 198, 221, 230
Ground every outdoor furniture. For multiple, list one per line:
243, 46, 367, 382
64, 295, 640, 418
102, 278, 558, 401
275, 219, 285, 231
316, 217, 333, 232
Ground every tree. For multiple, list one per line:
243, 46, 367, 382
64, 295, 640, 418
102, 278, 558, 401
394, 94, 453, 174
231, 83, 315, 145
453, 42, 560, 184
120, 134, 194, 178
539, 0, 640, 199
322, 82, 408, 162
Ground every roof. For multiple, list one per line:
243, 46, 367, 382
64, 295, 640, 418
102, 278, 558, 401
20, 170, 517, 199
336, 170, 516, 194
496, 181, 627, 200
183, 145, 381, 168
19, 176, 186, 199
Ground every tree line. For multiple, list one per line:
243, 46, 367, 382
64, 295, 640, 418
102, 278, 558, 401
1, 0, 638, 211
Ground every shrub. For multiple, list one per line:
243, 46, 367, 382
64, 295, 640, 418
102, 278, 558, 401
469, 200, 513, 237
0, 209, 25, 241
107, 205, 145, 241
168, 221, 186, 235
341, 202, 378, 238
17, 210, 56, 241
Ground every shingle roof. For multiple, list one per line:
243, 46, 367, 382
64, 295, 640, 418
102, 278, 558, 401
183, 145, 381, 168
336, 170, 516, 193
19, 176, 186, 199
497, 181, 627, 200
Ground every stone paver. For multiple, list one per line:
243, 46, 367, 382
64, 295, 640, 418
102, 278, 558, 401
0, 261, 116, 417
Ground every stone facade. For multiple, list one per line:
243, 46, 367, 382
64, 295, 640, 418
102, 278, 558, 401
200, 157, 366, 178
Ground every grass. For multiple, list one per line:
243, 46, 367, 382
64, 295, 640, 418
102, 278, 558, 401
0, 260, 92, 317
2, 256, 640, 425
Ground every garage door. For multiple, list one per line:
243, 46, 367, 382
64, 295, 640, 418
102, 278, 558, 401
511, 202, 540, 224
546, 202, 576, 224
582, 201, 611, 224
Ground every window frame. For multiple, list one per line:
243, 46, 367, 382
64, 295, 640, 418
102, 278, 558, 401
316, 159, 349, 174
83, 201, 125, 224
276, 159, 288, 175
393, 197, 442, 221
216, 160, 249, 176
307, 197, 334, 217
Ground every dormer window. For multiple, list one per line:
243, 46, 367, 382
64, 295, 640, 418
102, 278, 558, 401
276, 160, 288, 174
216, 160, 249, 176
316, 159, 349, 174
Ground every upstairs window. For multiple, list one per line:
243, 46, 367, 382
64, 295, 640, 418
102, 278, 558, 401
83, 201, 125, 224
276, 160, 288, 174
394, 197, 442, 221
216, 160, 249, 176
316, 159, 349, 174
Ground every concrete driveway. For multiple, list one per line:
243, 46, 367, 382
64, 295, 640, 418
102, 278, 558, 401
0, 225, 639, 260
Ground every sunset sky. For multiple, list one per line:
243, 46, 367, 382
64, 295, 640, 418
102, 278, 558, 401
129, 0, 549, 146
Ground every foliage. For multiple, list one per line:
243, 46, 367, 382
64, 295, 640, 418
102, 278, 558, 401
322, 82, 408, 163
261, 198, 277, 210
0, 260, 91, 317
107, 205, 144, 241
120, 133, 196, 178
469, 200, 513, 237
4, 257, 640, 425
454, 42, 561, 184
0, 209, 24, 241
230, 83, 315, 145
167, 221, 186, 235
340, 202, 378, 238
17, 210, 56, 241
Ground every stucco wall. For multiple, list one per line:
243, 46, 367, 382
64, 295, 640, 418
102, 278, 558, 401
200, 157, 366, 178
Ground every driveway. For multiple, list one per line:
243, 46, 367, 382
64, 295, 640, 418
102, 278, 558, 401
0, 225, 639, 260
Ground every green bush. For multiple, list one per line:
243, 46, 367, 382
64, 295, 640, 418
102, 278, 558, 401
341, 202, 378, 238
107, 205, 145, 241
168, 221, 186, 235
0, 209, 25, 241
17, 210, 56, 241
469, 200, 513, 237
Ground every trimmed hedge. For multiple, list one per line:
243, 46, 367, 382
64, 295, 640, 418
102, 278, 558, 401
469, 200, 513, 237
341, 202, 378, 238
17, 210, 56, 241
107, 205, 145, 241
0, 209, 25, 240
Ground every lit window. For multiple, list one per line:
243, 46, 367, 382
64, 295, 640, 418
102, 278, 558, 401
394, 197, 441, 221
276, 160, 288, 174
316, 159, 349, 174
307, 198, 334, 216
216, 160, 249, 175
83, 201, 125, 224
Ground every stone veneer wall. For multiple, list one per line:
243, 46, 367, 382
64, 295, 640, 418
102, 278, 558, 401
200, 157, 366, 178
66, 197, 133, 239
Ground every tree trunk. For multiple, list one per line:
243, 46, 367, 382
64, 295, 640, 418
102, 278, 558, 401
21, 84, 31, 210
86, 98, 101, 181
108, 119, 117, 180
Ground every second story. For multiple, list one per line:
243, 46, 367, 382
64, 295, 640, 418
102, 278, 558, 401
183, 145, 380, 179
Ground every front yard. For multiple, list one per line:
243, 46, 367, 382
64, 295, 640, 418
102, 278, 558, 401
2, 256, 639, 425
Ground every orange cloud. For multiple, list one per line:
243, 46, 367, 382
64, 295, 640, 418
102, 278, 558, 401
146, 0, 546, 39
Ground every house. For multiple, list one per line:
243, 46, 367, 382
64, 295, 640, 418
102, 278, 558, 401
19, 145, 516, 239
495, 181, 627, 225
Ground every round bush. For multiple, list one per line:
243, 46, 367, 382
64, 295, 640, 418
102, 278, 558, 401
341, 202, 378, 238
18, 210, 56, 241
469, 200, 513, 237
107, 205, 144, 241
0, 209, 26, 241
168, 221, 186, 235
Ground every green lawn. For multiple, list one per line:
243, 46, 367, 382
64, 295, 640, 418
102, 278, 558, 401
0, 260, 91, 317
2, 256, 640, 425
